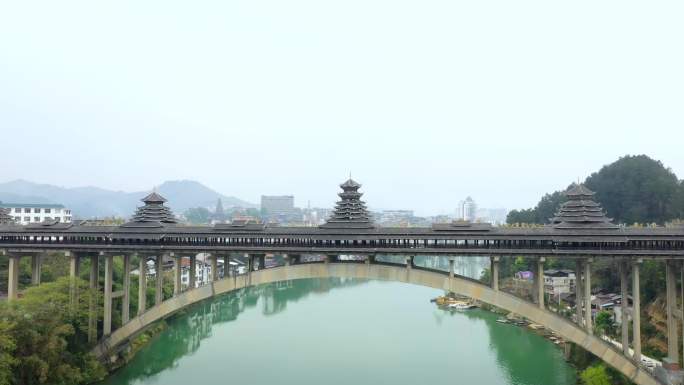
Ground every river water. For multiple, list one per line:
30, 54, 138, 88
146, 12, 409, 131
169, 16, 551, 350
101, 258, 576, 385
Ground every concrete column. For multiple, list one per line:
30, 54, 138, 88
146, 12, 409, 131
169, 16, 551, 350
155, 255, 163, 305
173, 256, 182, 296
449, 258, 454, 279
620, 261, 630, 356
69, 252, 80, 279
406, 256, 413, 270
88, 255, 99, 343
69, 252, 80, 306
537, 257, 546, 309
584, 259, 593, 334
666, 260, 679, 365
575, 260, 583, 328
189, 255, 197, 289
7, 255, 20, 301
103, 254, 113, 337
284, 254, 291, 266
211, 255, 218, 281
632, 259, 642, 363
30, 254, 42, 285
224, 256, 231, 277
138, 257, 147, 316
491, 256, 500, 292
258, 254, 266, 270
122, 254, 131, 325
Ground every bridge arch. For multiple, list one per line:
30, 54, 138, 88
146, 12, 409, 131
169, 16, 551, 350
93, 262, 659, 385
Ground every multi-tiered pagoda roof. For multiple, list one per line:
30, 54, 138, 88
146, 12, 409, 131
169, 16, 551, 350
321, 178, 375, 229
122, 192, 178, 227
0, 207, 14, 225
550, 184, 618, 230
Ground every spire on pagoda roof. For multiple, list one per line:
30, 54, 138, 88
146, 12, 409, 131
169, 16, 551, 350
122, 191, 177, 227
550, 183, 618, 230
321, 178, 374, 229
141, 191, 167, 204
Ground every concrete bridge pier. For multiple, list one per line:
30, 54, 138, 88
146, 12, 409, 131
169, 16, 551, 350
155, 255, 164, 305
138, 256, 147, 316
122, 254, 131, 325
258, 254, 266, 270
449, 258, 454, 281
211, 255, 218, 282
30, 254, 42, 285
189, 254, 197, 289
620, 260, 630, 356
88, 253, 100, 343
69, 251, 80, 306
633, 258, 642, 363
537, 257, 546, 309
173, 255, 182, 296
7, 254, 19, 301
665, 259, 681, 372
490, 256, 499, 291
575, 260, 584, 328
224, 256, 231, 276
584, 258, 593, 334
103, 254, 113, 337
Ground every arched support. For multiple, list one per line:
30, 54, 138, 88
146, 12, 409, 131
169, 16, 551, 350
92, 263, 661, 385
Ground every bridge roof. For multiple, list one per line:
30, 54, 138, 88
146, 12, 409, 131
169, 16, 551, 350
1, 221, 682, 242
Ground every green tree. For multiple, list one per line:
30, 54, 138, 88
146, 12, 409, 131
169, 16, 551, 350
0, 320, 16, 385
0, 278, 106, 385
580, 365, 612, 385
183, 207, 211, 224
594, 311, 615, 336
585, 155, 681, 224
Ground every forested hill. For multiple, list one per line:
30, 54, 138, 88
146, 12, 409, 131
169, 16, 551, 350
0, 179, 256, 219
507, 155, 684, 225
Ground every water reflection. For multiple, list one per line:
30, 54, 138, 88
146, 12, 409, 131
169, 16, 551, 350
103, 277, 575, 385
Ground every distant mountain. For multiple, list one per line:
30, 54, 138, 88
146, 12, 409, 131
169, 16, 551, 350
0, 179, 255, 219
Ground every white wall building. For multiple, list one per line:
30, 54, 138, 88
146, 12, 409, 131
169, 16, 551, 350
0, 202, 72, 225
457, 197, 477, 221
543, 269, 576, 295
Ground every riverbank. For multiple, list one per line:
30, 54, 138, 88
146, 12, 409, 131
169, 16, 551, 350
433, 293, 641, 385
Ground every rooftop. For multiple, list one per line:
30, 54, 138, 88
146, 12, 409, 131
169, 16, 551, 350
550, 183, 618, 230
0, 202, 66, 209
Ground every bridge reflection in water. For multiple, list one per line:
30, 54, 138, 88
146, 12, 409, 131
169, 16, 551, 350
100, 278, 576, 385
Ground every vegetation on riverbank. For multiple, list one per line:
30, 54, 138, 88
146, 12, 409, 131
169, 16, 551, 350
0, 278, 106, 385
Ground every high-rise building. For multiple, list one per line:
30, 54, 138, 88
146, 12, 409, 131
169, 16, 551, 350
261, 195, 295, 217
457, 197, 477, 221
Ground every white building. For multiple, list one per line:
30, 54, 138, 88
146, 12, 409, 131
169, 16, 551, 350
544, 269, 576, 296
0, 202, 72, 225
457, 197, 477, 221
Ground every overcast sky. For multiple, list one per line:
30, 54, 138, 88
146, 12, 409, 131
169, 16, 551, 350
1, 1, 682, 215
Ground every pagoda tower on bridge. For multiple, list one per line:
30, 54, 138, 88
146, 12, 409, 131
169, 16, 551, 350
550, 183, 618, 229
122, 191, 178, 227
321, 178, 374, 229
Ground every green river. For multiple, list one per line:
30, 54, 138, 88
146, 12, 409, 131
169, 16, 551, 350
101, 272, 577, 385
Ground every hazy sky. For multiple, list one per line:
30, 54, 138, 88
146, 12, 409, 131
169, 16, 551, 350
1, 1, 682, 215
